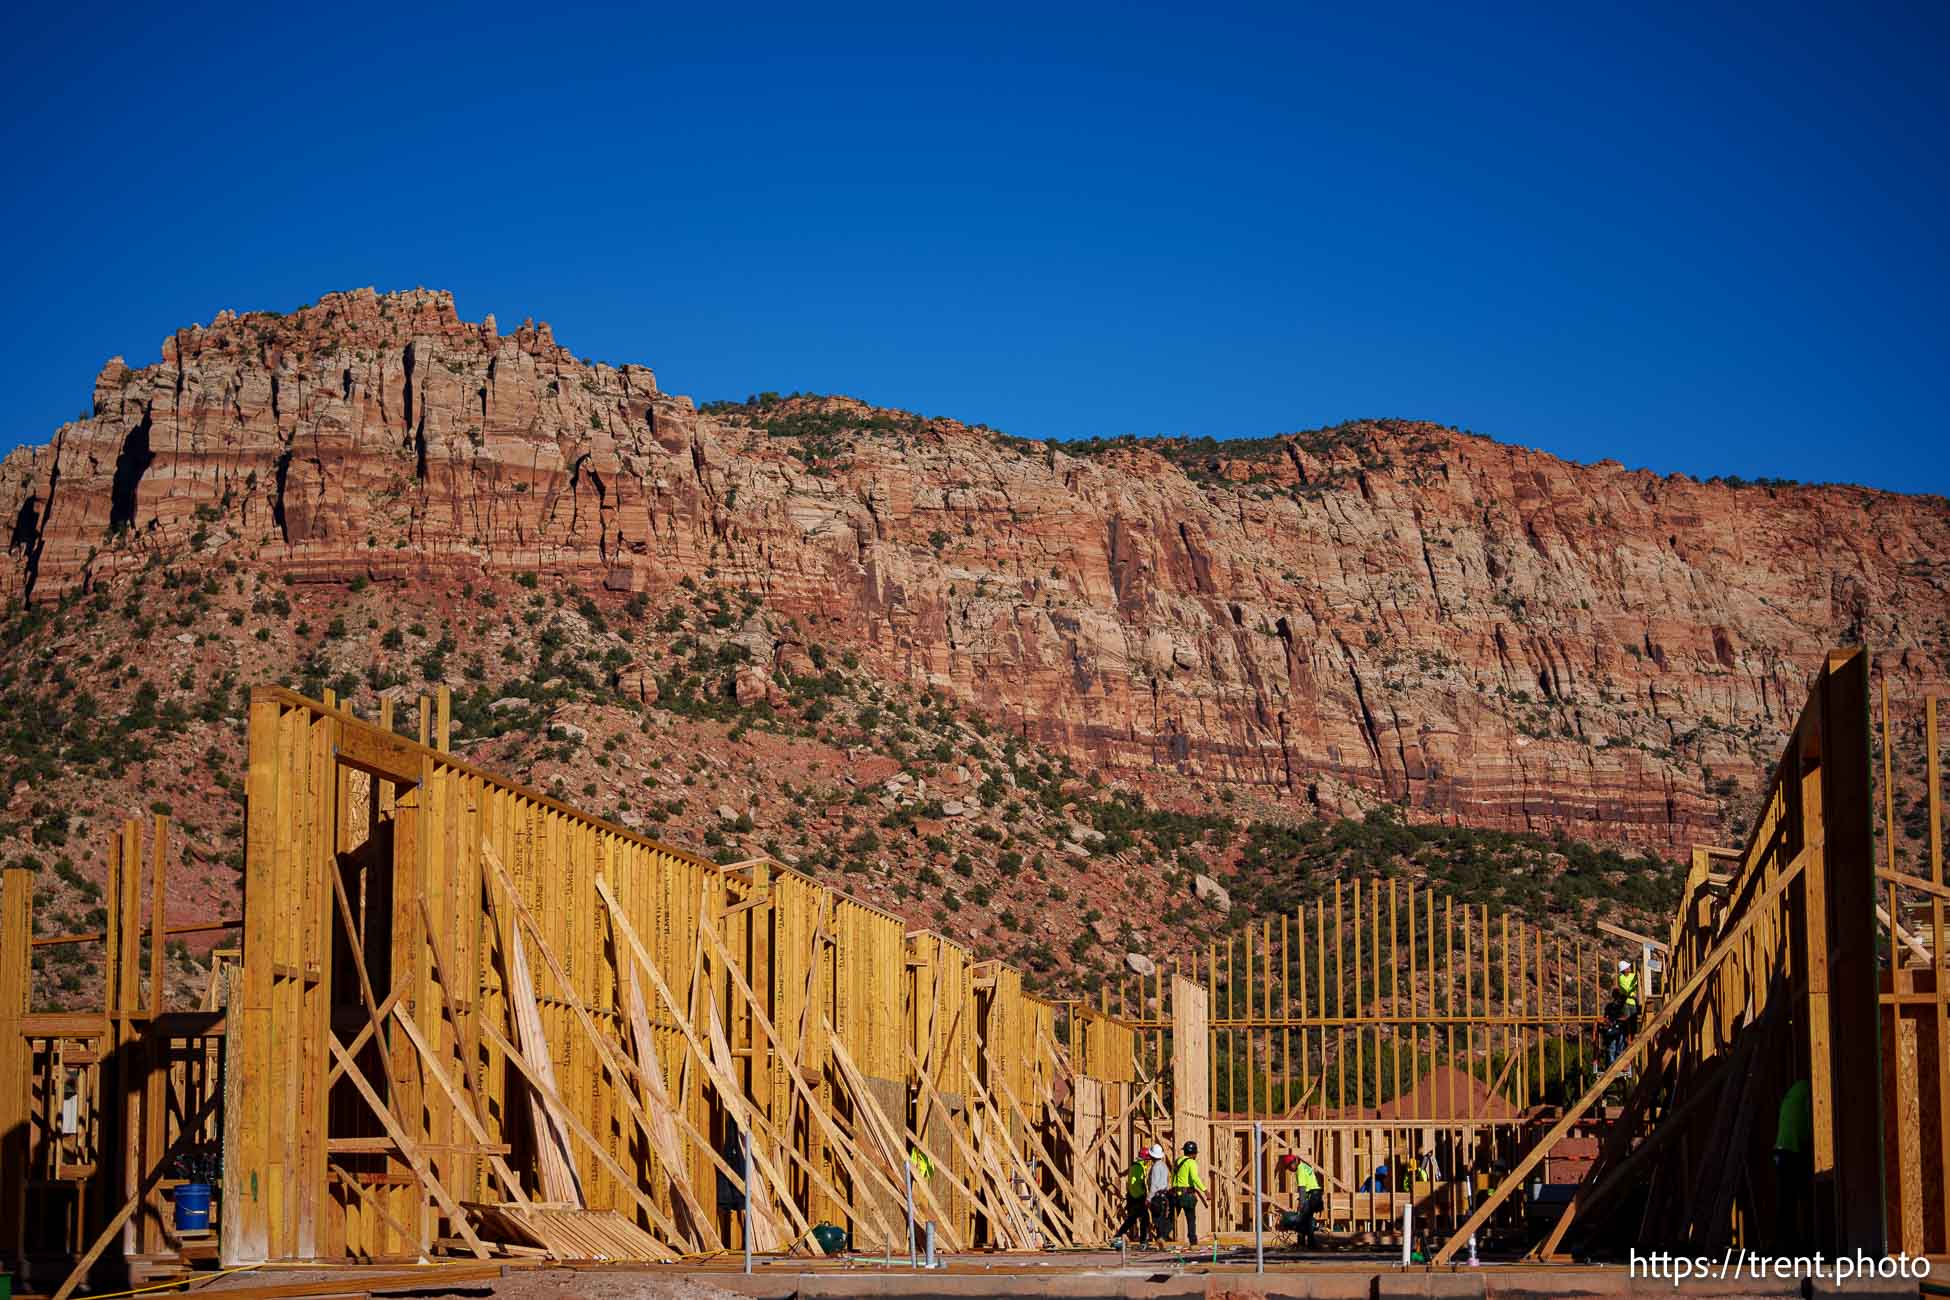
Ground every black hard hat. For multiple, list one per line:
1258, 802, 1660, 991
1183, 1140, 1198, 1155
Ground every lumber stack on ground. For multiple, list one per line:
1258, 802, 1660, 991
466, 1203, 667, 1261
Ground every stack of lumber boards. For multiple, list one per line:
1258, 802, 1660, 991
465, 1202, 669, 1262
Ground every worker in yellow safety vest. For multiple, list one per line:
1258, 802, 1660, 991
1293, 1156, 1323, 1249
908, 1146, 933, 1181
1170, 1141, 1211, 1246
1113, 1151, 1152, 1244
1616, 959, 1641, 1030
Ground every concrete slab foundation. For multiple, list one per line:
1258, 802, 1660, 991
502, 1249, 1939, 1300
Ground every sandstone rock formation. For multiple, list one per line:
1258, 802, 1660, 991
6, 288, 1947, 853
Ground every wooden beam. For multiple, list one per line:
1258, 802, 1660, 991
1694, 1045, 1767, 1250
1813, 647, 1882, 1252
1879, 867, 1950, 903
1929, 694, 1950, 1250
1077, 1077, 1160, 1171
965, 1066, 1078, 1244
147, 813, 169, 1017
227, 693, 281, 1264
1878, 904, 1935, 967
701, 999, 793, 1248
30, 918, 244, 948
333, 724, 424, 787
880, 1035, 1023, 1246
139, 818, 174, 1252
111, 818, 141, 1258
1595, 919, 1669, 954
721, 891, 771, 918
991, 1065, 1078, 1212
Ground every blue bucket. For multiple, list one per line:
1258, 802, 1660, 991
173, 1182, 212, 1232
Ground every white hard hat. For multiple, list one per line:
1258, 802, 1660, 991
1150, 1144, 1165, 1158
1618, 959, 1632, 971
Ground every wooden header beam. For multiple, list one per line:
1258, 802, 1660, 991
32, 918, 244, 949
1595, 920, 1669, 954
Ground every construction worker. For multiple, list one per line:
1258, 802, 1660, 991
1113, 1149, 1151, 1245
1772, 1078, 1813, 1251
1171, 1140, 1210, 1246
907, 1146, 934, 1182
1145, 1143, 1173, 1242
716, 1122, 749, 1213
1599, 960, 1639, 1070
1293, 1155, 1323, 1249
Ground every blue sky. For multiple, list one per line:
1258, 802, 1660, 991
3, 2, 1946, 493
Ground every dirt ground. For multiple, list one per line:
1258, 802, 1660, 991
482, 1266, 749, 1299
188, 1263, 747, 1299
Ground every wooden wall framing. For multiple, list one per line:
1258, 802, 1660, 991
219, 687, 1138, 1267
1, 819, 230, 1295
1442, 647, 1904, 1262
1878, 688, 1949, 1255
1112, 877, 1625, 1241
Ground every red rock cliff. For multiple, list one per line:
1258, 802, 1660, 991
6, 288, 1947, 851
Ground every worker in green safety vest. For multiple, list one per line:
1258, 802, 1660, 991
908, 1146, 934, 1181
1772, 1078, 1812, 1251
1112, 1151, 1153, 1244
1293, 1156, 1323, 1249
1171, 1140, 1210, 1246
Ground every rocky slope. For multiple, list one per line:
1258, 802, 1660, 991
9, 288, 1948, 862
0, 558, 1684, 1014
